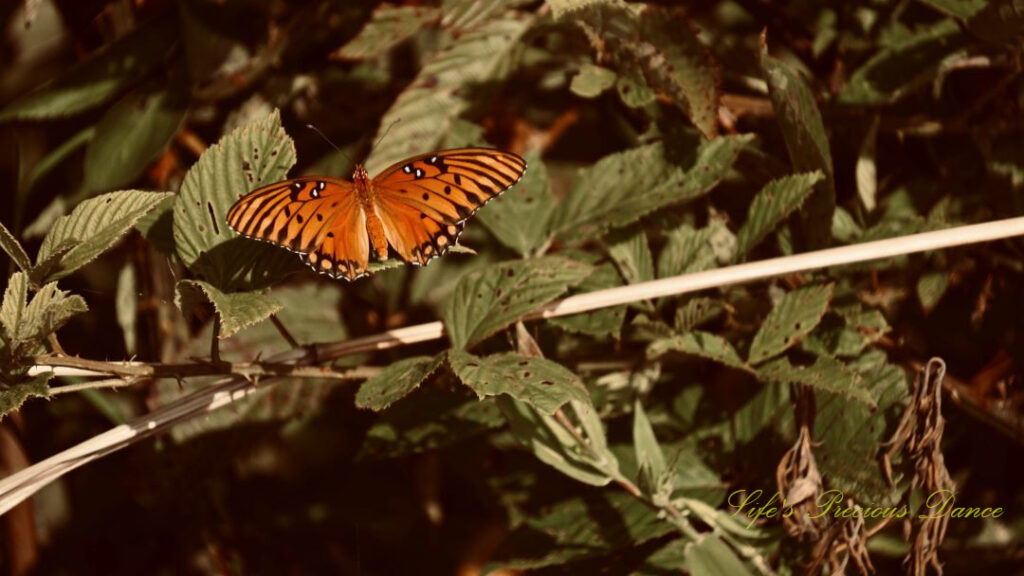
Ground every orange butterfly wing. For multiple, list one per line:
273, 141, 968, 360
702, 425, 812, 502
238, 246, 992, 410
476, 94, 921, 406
371, 148, 527, 265
226, 178, 371, 280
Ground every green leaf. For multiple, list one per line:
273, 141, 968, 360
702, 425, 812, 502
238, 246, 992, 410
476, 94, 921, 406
0, 18, 177, 121
497, 395, 615, 486
355, 354, 445, 411
36, 190, 173, 282
2, 273, 87, 361
657, 223, 721, 278
364, 16, 530, 174
488, 491, 672, 570
358, 389, 504, 460
440, 0, 527, 31
0, 273, 29, 352
574, 3, 721, 137
632, 399, 667, 494
552, 136, 750, 240
449, 349, 590, 414
918, 0, 987, 20
176, 280, 282, 339
570, 63, 617, 98
0, 221, 31, 272
0, 372, 52, 420
684, 534, 754, 576
607, 225, 654, 285
22, 128, 95, 195
443, 256, 591, 349
917, 271, 951, 314
475, 151, 553, 256
548, 0, 610, 19
748, 283, 834, 364
760, 40, 835, 250
734, 172, 824, 259
84, 85, 187, 194
801, 305, 890, 358
173, 109, 301, 291
28, 240, 75, 287
23, 282, 89, 345
647, 331, 752, 373
839, 20, 967, 105
333, 4, 440, 60
756, 355, 874, 407
815, 357, 906, 504
548, 263, 626, 338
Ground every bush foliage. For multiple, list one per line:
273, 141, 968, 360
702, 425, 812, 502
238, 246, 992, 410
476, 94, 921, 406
0, 0, 1022, 574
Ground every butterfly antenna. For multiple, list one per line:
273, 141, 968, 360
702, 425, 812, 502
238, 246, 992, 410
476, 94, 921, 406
305, 124, 354, 164
373, 118, 402, 151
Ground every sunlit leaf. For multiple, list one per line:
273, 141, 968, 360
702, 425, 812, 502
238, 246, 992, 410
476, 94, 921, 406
648, 331, 751, 373
734, 172, 823, 259
173, 109, 301, 292
35, 190, 172, 283
0, 372, 52, 420
443, 256, 591, 349
475, 151, 553, 256
570, 63, 617, 98
332, 4, 441, 60
0, 221, 31, 272
449, 349, 590, 414
756, 355, 874, 407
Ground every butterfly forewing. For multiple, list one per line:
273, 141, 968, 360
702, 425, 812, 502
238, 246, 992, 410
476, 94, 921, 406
372, 148, 526, 265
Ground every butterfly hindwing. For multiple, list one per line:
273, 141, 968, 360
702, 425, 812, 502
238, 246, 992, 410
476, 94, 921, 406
372, 148, 526, 265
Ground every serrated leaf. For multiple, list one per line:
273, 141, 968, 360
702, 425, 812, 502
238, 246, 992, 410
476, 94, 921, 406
0, 18, 177, 121
443, 256, 591, 349
364, 17, 530, 174
0, 221, 31, 272
22, 282, 89, 345
570, 63, 617, 97
548, 0, 610, 19
475, 151, 553, 256
0, 372, 52, 420
134, 195, 176, 256
734, 172, 823, 259
657, 223, 718, 278
176, 280, 282, 339
355, 354, 444, 411
548, 263, 626, 338
440, 0, 528, 31
801, 305, 890, 358
748, 283, 834, 364
632, 399, 666, 494
449, 349, 590, 414
553, 136, 749, 240
647, 331, 751, 372
760, 41, 835, 250
36, 190, 173, 282
358, 389, 504, 460
684, 534, 754, 576
674, 297, 723, 332
607, 225, 654, 285
28, 240, 75, 287
815, 357, 906, 504
332, 4, 440, 60
173, 109, 301, 291
757, 355, 874, 407
84, 85, 187, 194
0, 273, 28, 351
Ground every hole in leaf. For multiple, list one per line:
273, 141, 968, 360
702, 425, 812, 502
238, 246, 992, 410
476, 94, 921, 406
522, 371, 531, 378
206, 202, 221, 235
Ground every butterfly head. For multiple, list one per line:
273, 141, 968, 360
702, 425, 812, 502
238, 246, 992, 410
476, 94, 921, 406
353, 164, 370, 184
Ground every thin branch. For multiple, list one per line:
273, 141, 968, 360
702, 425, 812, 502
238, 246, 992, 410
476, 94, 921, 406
33, 355, 377, 383
269, 314, 300, 349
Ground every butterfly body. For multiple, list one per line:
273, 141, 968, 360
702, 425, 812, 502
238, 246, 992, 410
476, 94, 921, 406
226, 148, 526, 281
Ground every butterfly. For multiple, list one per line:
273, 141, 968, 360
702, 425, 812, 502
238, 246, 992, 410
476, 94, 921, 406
226, 148, 527, 280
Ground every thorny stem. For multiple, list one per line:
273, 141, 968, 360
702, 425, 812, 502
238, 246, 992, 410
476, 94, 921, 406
210, 316, 221, 364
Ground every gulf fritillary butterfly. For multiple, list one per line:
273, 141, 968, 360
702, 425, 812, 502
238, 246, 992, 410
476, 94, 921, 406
226, 148, 527, 280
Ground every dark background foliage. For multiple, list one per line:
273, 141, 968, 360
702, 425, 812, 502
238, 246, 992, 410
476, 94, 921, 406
0, 0, 1022, 574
